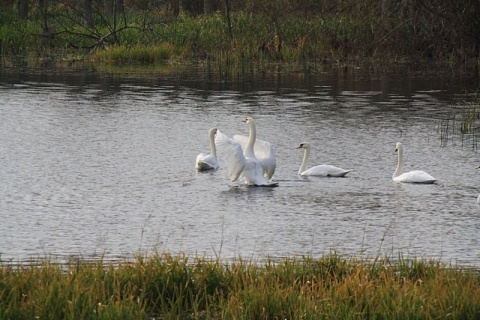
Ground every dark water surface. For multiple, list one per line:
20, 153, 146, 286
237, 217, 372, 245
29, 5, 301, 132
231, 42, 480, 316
1, 65, 479, 266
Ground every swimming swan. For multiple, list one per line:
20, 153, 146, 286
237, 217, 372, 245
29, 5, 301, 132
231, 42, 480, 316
233, 117, 276, 180
195, 128, 219, 171
392, 142, 436, 184
215, 129, 277, 186
296, 142, 351, 177
477, 166, 480, 207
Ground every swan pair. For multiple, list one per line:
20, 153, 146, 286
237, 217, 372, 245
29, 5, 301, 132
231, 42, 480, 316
214, 117, 277, 186
195, 118, 276, 186
297, 141, 436, 183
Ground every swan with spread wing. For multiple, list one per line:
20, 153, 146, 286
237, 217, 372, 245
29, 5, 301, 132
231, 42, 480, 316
215, 117, 277, 186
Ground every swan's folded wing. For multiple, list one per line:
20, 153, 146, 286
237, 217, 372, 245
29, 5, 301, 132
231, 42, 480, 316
196, 154, 218, 170
260, 156, 276, 180
395, 170, 436, 184
215, 130, 246, 182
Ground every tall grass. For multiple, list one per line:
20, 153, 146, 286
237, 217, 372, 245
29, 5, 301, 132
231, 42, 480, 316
92, 43, 175, 64
1, 1, 479, 69
439, 93, 480, 149
1, 253, 479, 319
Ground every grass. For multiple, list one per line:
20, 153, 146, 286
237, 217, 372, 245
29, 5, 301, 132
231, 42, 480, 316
92, 43, 176, 64
1, 252, 479, 319
439, 93, 480, 149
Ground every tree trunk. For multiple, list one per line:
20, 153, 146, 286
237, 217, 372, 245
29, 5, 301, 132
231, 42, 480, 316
169, 0, 180, 16
104, 0, 123, 16
18, 0, 29, 19
83, 0, 95, 28
204, 0, 215, 15
224, 0, 232, 41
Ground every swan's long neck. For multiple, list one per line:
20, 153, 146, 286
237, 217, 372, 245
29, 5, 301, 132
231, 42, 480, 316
209, 129, 217, 157
393, 146, 403, 178
244, 120, 257, 159
299, 146, 310, 174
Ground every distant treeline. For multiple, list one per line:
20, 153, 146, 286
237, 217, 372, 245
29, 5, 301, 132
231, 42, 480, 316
1, 0, 479, 64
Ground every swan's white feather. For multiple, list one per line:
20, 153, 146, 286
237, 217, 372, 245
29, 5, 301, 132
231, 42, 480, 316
301, 164, 351, 177
195, 128, 219, 171
297, 142, 351, 177
233, 134, 276, 180
393, 171, 436, 184
215, 130, 269, 186
195, 153, 218, 170
393, 142, 436, 184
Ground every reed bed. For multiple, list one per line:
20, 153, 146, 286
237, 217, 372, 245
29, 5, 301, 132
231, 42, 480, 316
1, 253, 479, 319
1, 0, 479, 71
438, 93, 480, 149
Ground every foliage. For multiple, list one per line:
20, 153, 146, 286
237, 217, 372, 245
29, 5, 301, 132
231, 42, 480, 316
0, 0, 479, 68
1, 253, 480, 319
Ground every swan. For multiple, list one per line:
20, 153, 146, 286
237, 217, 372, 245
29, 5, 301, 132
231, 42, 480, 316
296, 142, 351, 177
195, 128, 219, 171
215, 129, 277, 187
392, 142, 436, 184
477, 166, 480, 207
232, 117, 276, 180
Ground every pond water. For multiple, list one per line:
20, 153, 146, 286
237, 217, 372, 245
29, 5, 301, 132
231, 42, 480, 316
1, 65, 479, 266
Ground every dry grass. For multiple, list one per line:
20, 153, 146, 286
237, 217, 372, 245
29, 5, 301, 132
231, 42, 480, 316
1, 253, 479, 319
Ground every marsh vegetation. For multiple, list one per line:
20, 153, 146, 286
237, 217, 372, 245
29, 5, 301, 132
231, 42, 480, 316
1, 253, 480, 319
439, 91, 480, 149
1, 0, 479, 70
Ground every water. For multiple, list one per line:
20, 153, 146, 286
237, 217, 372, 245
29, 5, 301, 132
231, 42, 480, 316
1, 66, 479, 266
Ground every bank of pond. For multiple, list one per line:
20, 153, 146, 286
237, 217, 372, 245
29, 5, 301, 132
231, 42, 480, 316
1, 253, 479, 319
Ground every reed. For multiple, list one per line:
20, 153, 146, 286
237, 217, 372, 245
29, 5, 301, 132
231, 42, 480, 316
92, 43, 175, 64
439, 94, 480, 149
1, 253, 479, 319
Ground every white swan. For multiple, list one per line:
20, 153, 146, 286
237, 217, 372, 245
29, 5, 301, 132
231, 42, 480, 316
477, 166, 480, 207
232, 117, 276, 180
195, 128, 219, 171
215, 129, 277, 186
392, 142, 436, 184
296, 142, 351, 177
